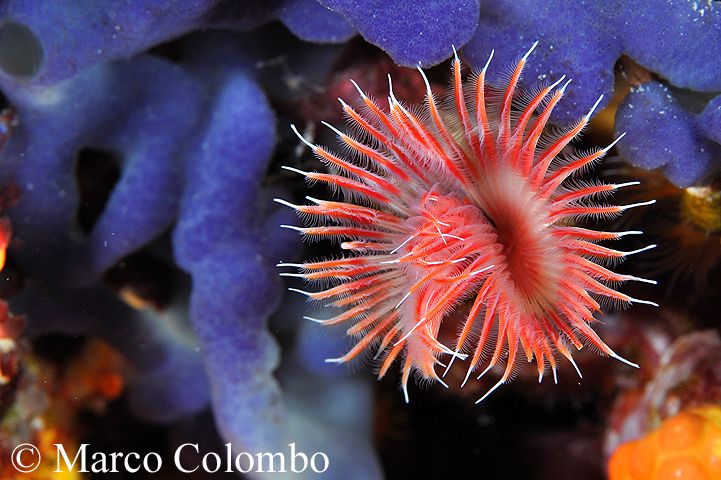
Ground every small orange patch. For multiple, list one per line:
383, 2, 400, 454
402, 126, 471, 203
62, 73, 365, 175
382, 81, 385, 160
0, 217, 11, 272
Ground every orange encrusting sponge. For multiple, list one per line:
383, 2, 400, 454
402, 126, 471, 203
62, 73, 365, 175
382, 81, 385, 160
609, 405, 721, 480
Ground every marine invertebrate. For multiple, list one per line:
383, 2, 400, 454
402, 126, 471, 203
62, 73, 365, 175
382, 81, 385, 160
0, 0, 355, 86
0, 0, 476, 88
318, 0, 480, 66
0, 29, 381, 478
605, 330, 721, 456
608, 405, 721, 480
463, 0, 721, 125
608, 167, 721, 294
459, 2, 721, 188
616, 84, 721, 187
279, 45, 656, 402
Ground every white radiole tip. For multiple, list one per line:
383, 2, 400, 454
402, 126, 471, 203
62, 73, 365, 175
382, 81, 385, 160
619, 199, 656, 211
522, 40, 539, 61
604, 131, 627, 152
321, 120, 345, 138
289, 124, 316, 150
273, 198, 299, 209
613, 180, 640, 189
482, 49, 495, 72
559, 78, 573, 93
387, 74, 399, 105
548, 74, 567, 91
417, 66, 433, 96
475, 378, 505, 405
281, 165, 310, 176
609, 351, 640, 369
567, 354, 583, 379
302, 316, 325, 324
349, 78, 367, 99
288, 288, 313, 297
279, 224, 305, 233
585, 94, 604, 120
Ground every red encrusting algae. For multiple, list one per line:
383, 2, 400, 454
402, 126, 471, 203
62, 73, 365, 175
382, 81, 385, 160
277, 43, 657, 403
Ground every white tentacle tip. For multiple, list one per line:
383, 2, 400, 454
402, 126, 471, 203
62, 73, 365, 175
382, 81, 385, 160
609, 351, 640, 369
629, 297, 660, 307
613, 180, 640, 189
604, 132, 628, 151
273, 198, 299, 209
475, 378, 505, 404
281, 165, 310, 176
280, 224, 305, 233
417, 66, 433, 94
442, 356, 458, 378
303, 316, 325, 324
548, 74, 567, 90
349, 78, 367, 98
476, 364, 492, 380
324, 357, 345, 364
629, 276, 658, 285
585, 94, 605, 120
616, 230, 643, 237
395, 291, 412, 309
321, 120, 345, 138
620, 199, 656, 211
289, 124, 316, 150
567, 355, 583, 379
461, 368, 474, 388
482, 49, 495, 72
559, 78, 573, 93
288, 288, 313, 297
624, 244, 657, 256
387, 73, 394, 93
522, 40, 540, 61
